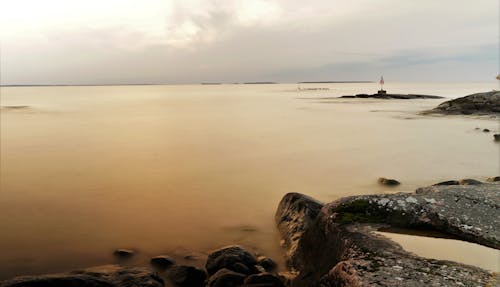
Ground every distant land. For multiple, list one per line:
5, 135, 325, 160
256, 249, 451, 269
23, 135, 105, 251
1, 81, 377, 87
298, 81, 374, 83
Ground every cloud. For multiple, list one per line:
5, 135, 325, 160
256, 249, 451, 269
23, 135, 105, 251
0, 0, 498, 84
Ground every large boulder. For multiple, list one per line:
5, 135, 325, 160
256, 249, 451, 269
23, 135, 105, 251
275, 183, 500, 286
0, 265, 163, 287
424, 91, 500, 115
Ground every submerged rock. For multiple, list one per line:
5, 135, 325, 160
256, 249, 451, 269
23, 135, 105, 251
494, 134, 500, 141
0, 265, 163, 287
483, 128, 491, 132
275, 183, 500, 286
377, 177, 401, 186
150, 255, 176, 270
113, 249, 134, 258
433, 180, 460, 186
424, 91, 500, 115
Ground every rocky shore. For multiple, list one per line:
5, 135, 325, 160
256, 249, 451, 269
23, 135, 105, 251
276, 181, 499, 286
423, 91, 500, 115
1, 181, 499, 287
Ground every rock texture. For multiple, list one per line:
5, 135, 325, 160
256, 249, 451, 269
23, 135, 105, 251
424, 91, 500, 115
340, 94, 443, 99
0, 265, 163, 287
275, 183, 500, 286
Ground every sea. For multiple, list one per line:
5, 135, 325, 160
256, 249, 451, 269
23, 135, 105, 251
0, 82, 498, 279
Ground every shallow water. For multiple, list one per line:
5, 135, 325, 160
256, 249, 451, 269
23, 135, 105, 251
0, 82, 499, 278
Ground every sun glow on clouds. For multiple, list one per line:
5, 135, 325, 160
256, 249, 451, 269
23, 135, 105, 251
1, 0, 284, 48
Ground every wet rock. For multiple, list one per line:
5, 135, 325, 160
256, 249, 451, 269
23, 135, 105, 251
206, 246, 259, 276
150, 255, 176, 270
257, 257, 278, 272
377, 177, 400, 186
0, 265, 163, 287
168, 265, 206, 287
207, 268, 246, 287
433, 180, 459, 186
275, 193, 323, 268
113, 249, 134, 258
458, 178, 483, 185
244, 273, 285, 287
483, 128, 491, 132
494, 134, 500, 141
275, 183, 499, 286
424, 91, 500, 115
487, 176, 500, 182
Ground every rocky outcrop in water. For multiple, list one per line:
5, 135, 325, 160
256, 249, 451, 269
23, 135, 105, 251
424, 91, 500, 115
275, 182, 499, 286
340, 94, 443, 99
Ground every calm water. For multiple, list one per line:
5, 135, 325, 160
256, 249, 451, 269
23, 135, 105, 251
0, 82, 499, 278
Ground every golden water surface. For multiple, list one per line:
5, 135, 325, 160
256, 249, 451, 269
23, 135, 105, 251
0, 82, 498, 278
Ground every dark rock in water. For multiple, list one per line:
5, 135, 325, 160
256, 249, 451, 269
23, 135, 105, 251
207, 268, 246, 287
494, 134, 500, 141
113, 249, 134, 258
424, 91, 500, 115
244, 273, 285, 287
487, 176, 500, 182
458, 178, 483, 185
275, 183, 499, 286
0, 265, 163, 287
483, 128, 490, 132
168, 265, 206, 287
205, 246, 258, 276
340, 94, 442, 99
257, 256, 278, 272
377, 177, 400, 186
150, 255, 176, 270
433, 180, 460, 186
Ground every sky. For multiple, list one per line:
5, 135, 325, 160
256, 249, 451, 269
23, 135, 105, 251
0, 0, 498, 85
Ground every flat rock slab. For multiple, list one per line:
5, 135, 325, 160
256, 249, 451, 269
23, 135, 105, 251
340, 94, 443, 99
275, 183, 500, 286
424, 91, 500, 115
0, 265, 163, 287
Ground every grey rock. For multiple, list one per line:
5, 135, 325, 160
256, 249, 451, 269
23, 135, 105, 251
168, 265, 206, 287
275, 183, 500, 286
494, 134, 500, 141
424, 91, 500, 115
377, 177, 401, 186
244, 273, 285, 287
150, 255, 176, 270
206, 246, 259, 276
0, 265, 163, 287
207, 268, 246, 287
483, 128, 491, 132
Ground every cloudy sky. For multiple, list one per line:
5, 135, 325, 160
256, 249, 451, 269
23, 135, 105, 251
0, 0, 498, 84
